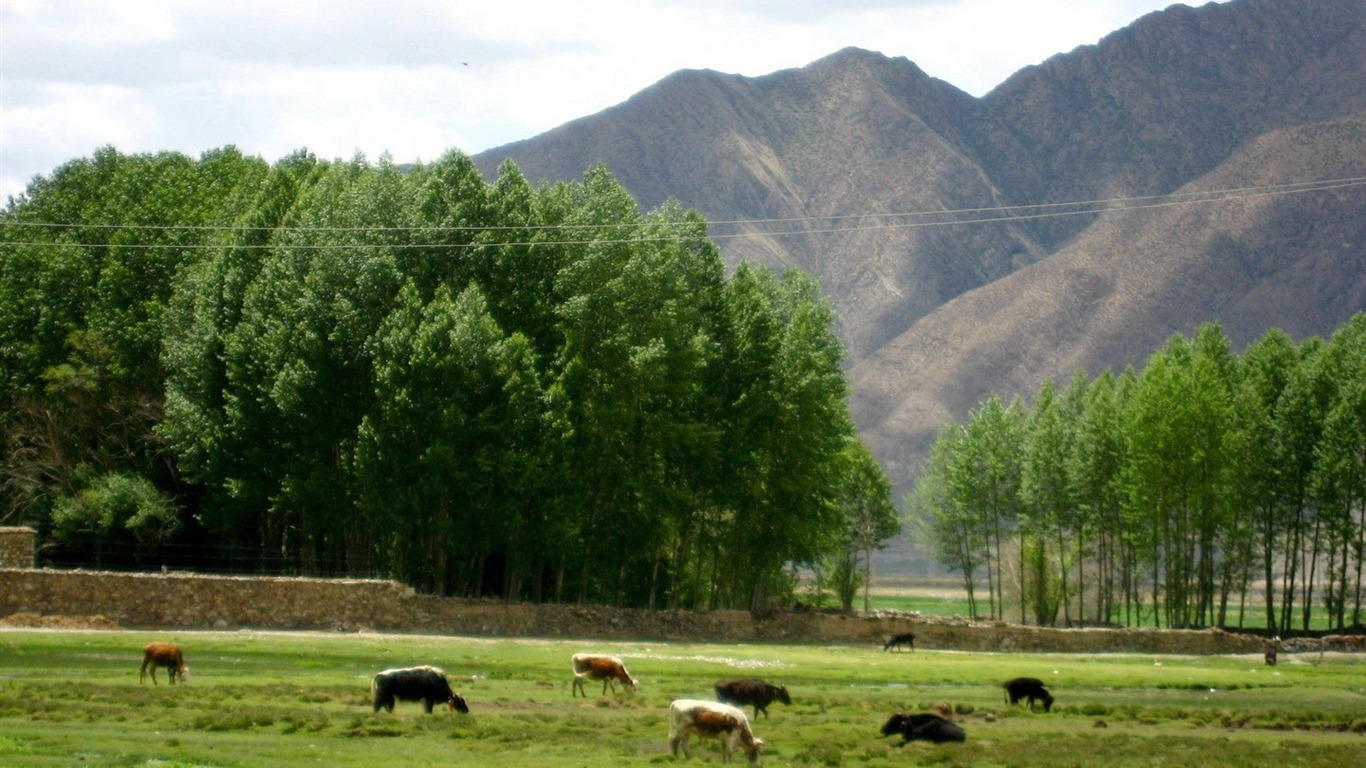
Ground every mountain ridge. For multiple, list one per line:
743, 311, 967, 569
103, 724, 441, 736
474, 0, 1366, 496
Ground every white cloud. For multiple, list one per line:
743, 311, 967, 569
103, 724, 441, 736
1, 0, 1222, 203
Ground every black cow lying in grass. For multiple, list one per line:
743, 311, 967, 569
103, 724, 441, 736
371, 666, 469, 713
880, 712, 966, 744
714, 678, 792, 719
1003, 676, 1054, 712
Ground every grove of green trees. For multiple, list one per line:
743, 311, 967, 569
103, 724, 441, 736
0, 146, 898, 610
911, 319, 1366, 633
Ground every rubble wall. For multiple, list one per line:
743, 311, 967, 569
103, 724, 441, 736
0, 567, 1298, 654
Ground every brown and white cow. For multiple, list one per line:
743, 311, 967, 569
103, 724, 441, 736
139, 641, 188, 685
668, 699, 763, 763
571, 653, 636, 697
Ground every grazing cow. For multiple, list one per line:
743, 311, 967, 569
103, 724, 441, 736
715, 678, 791, 719
883, 632, 916, 652
571, 653, 636, 697
880, 712, 966, 744
1265, 636, 1280, 666
139, 642, 188, 685
668, 699, 764, 763
371, 666, 469, 713
1003, 677, 1054, 712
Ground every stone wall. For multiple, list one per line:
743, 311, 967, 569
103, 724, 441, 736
0, 567, 1295, 655
0, 568, 415, 630
0, 527, 36, 568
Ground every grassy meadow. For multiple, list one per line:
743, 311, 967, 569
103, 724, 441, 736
1, 628, 1363, 767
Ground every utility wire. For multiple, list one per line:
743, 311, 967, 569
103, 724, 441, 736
3, 176, 1364, 251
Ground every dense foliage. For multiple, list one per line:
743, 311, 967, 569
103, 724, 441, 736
0, 146, 898, 608
912, 319, 1366, 632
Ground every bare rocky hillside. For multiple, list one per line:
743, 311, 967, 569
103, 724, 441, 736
474, 0, 1366, 496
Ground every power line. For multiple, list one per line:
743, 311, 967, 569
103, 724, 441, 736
3, 176, 1364, 251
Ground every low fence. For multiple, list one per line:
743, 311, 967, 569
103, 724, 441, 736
5, 566, 1357, 655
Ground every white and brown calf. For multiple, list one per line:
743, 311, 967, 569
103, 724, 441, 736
668, 699, 763, 763
571, 653, 636, 697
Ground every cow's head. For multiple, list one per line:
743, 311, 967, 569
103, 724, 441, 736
743, 737, 764, 763
880, 713, 909, 737
775, 685, 791, 705
177, 665, 189, 683
448, 693, 470, 713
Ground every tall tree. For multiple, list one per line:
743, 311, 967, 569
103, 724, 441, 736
1228, 328, 1298, 630
1068, 369, 1128, 624
1275, 338, 1333, 632
832, 439, 901, 614
1311, 315, 1366, 628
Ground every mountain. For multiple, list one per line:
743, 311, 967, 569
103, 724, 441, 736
851, 114, 1366, 487
474, 0, 1366, 497
477, 48, 1044, 363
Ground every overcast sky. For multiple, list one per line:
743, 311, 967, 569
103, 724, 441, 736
1, 0, 1218, 203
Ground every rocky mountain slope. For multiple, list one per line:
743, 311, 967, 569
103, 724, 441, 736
474, 0, 1366, 495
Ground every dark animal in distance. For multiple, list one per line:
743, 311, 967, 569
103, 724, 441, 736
371, 666, 469, 713
1003, 677, 1054, 712
139, 642, 188, 685
880, 712, 966, 744
571, 653, 636, 697
714, 678, 791, 719
668, 698, 764, 763
883, 632, 916, 652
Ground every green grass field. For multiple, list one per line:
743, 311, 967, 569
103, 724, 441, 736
1, 628, 1363, 767
861, 581, 1343, 632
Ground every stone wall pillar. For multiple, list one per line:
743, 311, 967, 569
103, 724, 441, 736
0, 527, 36, 568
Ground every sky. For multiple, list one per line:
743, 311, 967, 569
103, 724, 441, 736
0, 0, 1218, 203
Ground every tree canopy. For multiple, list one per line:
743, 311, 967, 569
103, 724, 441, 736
1, 147, 898, 608
912, 318, 1366, 632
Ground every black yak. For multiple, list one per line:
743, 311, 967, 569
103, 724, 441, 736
1003, 677, 1054, 712
714, 678, 792, 719
883, 632, 916, 652
371, 666, 469, 713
